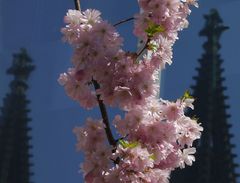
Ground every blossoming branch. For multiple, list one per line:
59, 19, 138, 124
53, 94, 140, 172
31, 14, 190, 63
58, 0, 203, 182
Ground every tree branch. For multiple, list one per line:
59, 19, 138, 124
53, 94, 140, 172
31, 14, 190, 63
114, 17, 134, 27
92, 80, 117, 146
74, 0, 81, 10
73, 0, 116, 147
137, 38, 150, 57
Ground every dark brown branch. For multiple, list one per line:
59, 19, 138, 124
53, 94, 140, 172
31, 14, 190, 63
74, 0, 81, 10
137, 38, 150, 57
92, 80, 117, 146
73, 0, 116, 147
114, 17, 134, 27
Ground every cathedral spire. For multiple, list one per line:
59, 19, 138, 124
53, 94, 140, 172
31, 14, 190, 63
0, 48, 35, 183
171, 9, 239, 183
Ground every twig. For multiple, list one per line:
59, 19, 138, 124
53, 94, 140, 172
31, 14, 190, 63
137, 38, 150, 57
114, 17, 134, 27
92, 80, 117, 146
73, 0, 116, 147
74, 0, 81, 10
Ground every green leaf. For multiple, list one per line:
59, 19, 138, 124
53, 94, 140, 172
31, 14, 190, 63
119, 139, 127, 147
127, 141, 139, 148
149, 154, 157, 160
182, 90, 194, 100
119, 140, 139, 149
192, 116, 199, 122
145, 21, 165, 37
148, 43, 158, 52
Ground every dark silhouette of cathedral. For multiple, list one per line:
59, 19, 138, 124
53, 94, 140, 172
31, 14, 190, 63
0, 49, 35, 183
171, 9, 239, 183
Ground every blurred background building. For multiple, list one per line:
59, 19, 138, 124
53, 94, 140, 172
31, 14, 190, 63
171, 9, 239, 183
0, 49, 35, 183
0, 0, 240, 183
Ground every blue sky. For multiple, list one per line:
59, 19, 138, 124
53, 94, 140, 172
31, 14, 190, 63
0, 0, 239, 183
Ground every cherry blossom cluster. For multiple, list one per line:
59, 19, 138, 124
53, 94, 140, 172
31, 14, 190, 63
59, 0, 202, 182
59, 8, 159, 110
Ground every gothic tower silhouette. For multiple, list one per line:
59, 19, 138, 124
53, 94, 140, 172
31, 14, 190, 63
171, 9, 239, 183
0, 49, 35, 183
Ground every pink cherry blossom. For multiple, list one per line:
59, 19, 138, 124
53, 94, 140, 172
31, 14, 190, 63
179, 147, 196, 168
162, 100, 183, 121
59, 1, 202, 182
